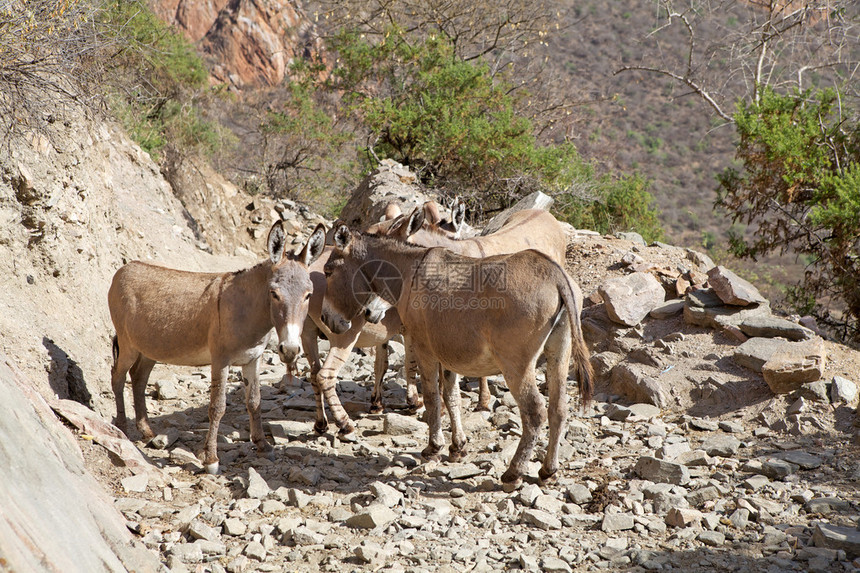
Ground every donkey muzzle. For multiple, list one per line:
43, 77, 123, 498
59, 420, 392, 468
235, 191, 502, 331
364, 306, 385, 324
322, 311, 351, 335
278, 342, 300, 365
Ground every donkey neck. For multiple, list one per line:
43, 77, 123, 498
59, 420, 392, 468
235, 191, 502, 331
220, 261, 274, 331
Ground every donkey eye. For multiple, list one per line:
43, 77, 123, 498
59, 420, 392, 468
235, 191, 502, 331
304, 292, 312, 301
270, 290, 281, 301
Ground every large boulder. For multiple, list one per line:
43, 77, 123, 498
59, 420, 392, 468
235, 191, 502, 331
338, 160, 439, 230
599, 272, 666, 326
0, 356, 160, 572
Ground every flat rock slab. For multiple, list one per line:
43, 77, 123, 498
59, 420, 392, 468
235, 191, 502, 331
687, 288, 724, 308
733, 337, 787, 373
762, 337, 827, 394
684, 299, 770, 330
707, 266, 767, 306
345, 504, 398, 530
628, 403, 662, 419
701, 435, 741, 457
383, 413, 427, 436
813, 523, 860, 558
777, 451, 823, 470
737, 314, 814, 341
599, 272, 666, 326
649, 300, 685, 319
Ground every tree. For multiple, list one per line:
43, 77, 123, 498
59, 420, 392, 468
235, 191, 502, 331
617, 1, 860, 341
718, 87, 860, 341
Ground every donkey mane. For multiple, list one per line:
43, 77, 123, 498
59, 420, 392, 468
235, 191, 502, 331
352, 230, 428, 256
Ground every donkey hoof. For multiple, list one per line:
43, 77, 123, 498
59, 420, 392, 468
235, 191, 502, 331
337, 428, 359, 443
313, 420, 329, 435
256, 443, 275, 461
500, 468, 523, 486
137, 424, 156, 442
421, 446, 442, 462
448, 447, 467, 463
538, 466, 558, 484
369, 403, 384, 415
474, 404, 491, 413
204, 462, 220, 475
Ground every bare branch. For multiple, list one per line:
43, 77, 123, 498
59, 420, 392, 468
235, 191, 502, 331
615, 64, 734, 122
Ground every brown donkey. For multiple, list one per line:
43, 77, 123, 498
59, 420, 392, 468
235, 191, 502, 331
369, 203, 573, 411
299, 246, 412, 437
109, 222, 326, 474
298, 201, 468, 430
322, 227, 593, 485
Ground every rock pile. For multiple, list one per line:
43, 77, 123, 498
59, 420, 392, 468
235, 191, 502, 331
89, 336, 860, 573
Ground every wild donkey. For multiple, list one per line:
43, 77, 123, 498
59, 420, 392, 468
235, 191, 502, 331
369, 204, 573, 411
109, 221, 326, 474
299, 201, 467, 433
299, 246, 410, 436
322, 226, 593, 485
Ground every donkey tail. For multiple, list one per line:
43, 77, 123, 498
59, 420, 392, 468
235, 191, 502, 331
111, 334, 119, 364
556, 266, 594, 408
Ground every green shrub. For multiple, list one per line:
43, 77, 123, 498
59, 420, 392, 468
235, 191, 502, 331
718, 86, 860, 341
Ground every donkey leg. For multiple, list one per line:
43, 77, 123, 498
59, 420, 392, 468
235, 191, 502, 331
403, 339, 423, 411
316, 340, 357, 436
110, 340, 139, 437
297, 318, 320, 390
476, 377, 491, 412
539, 318, 572, 483
441, 368, 467, 462
300, 322, 327, 431
369, 342, 388, 414
242, 357, 274, 460
417, 356, 444, 461
129, 356, 156, 440
203, 363, 230, 474
500, 367, 546, 485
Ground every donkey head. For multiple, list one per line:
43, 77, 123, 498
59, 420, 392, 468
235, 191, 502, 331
322, 225, 399, 334
267, 221, 326, 365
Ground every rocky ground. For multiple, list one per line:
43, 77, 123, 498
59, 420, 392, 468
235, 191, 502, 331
75, 231, 860, 573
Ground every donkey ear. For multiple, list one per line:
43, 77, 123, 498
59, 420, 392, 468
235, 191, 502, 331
405, 206, 425, 237
451, 198, 466, 232
422, 201, 442, 225
383, 203, 402, 221
301, 223, 326, 266
267, 220, 287, 264
333, 224, 352, 251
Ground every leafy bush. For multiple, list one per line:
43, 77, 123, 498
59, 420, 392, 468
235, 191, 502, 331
718, 86, 860, 341
0, 0, 101, 136
285, 26, 663, 237
556, 168, 664, 242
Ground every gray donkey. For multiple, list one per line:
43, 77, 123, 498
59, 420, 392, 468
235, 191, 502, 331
322, 226, 593, 485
